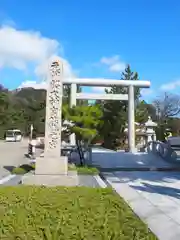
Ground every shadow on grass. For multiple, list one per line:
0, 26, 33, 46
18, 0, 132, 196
19, 164, 35, 171
4, 164, 35, 174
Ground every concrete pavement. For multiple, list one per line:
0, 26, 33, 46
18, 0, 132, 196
0, 139, 29, 179
91, 149, 180, 239
103, 171, 180, 240
92, 148, 175, 169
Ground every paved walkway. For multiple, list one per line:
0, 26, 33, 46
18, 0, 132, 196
92, 148, 174, 169
103, 171, 180, 240
92, 149, 180, 239
0, 139, 29, 179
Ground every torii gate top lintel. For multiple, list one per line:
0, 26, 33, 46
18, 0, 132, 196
63, 78, 150, 88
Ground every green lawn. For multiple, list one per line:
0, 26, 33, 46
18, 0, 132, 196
0, 186, 157, 240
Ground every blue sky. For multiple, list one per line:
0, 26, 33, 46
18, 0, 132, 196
0, 0, 180, 102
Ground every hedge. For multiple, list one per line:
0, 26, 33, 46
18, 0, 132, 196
12, 164, 99, 175
11, 164, 35, 175
68, 163, 99, 175
0, 186, 157, 239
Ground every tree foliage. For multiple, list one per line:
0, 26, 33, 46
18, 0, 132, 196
152, 92, 180, 140
153, 92, 180, 119
0, 85, 100, 143
63, 104, 103, 143
97, 65, 143, 149
135, 100, 149, 124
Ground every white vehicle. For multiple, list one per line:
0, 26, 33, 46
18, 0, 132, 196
5, 129, 22, 142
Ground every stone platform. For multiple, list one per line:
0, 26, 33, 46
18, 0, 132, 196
35, 156, 68, 175
22, 155, 79, 187
22, 170, 79, 187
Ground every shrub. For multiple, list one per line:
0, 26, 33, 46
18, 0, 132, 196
0, 186, 157, 239
13, 163, 99, 176
30, 163, 35, 169
12, 164, 35, 175
11, 167, 27, 175
68, 164, 99, 175
76, 165, 99, 175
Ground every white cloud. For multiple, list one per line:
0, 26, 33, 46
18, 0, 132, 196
0, 25, 60, 71
0, 25, 77, 89
160, 80, 180, 91
18, 58, 76, 89
34, 56, 74, 79
18, 80, 47, 89
100, 55, 126, 72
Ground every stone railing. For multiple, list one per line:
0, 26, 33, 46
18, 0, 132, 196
34, 138, 93, 166
146, 141, 177, 162
68, 146, 92, 166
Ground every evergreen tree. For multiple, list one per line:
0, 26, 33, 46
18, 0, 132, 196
63, 104, 103, 145
98, 64, 140, 149
135, 100, 149, 124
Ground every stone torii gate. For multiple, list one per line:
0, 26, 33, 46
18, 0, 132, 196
64, 78, 150, 152
22, 57, 150, 186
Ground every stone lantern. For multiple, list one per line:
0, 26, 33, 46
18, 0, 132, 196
145, 116, 157, 143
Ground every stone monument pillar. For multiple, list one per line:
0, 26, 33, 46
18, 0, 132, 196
35, 58, 68, 175
22, 57, 78, 186
69, 83, 77, 145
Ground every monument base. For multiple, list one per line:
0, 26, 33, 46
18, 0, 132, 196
35, 156, 68, 175
22, 171, 79, 187
22, 156, 79, 187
